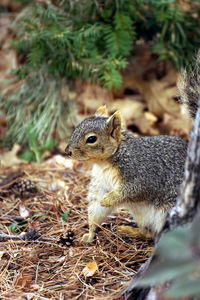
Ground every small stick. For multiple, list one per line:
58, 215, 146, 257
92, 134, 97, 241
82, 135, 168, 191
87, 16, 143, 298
1, 215, 25, 221
0, 229, 55, 242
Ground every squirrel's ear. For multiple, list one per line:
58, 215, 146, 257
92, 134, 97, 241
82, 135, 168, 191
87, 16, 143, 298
95, 105, 108, 117
106, 111, 122, 142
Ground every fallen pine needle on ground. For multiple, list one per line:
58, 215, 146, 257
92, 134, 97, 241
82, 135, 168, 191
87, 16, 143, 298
0, 156, 153, 299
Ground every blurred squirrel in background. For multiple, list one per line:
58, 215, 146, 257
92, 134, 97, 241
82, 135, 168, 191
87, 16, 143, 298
65, 54, 200, 243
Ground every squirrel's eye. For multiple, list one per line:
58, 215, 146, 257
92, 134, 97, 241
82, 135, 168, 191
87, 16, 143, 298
86, 136, 97, 144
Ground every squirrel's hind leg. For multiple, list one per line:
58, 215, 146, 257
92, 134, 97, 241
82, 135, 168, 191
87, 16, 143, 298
82, 200, 113, 243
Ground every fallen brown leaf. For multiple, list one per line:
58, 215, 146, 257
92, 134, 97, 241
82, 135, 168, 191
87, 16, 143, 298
15, 272, 33, 288
75, 80, 111, 114
0, 144, 27, 167
108, 98, 145, 124
0, 251, 5, 260
135, 111, 160, 136
82, 261, 98, 277
162, 112, 193, 138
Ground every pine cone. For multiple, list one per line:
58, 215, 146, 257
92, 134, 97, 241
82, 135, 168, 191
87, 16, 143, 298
12, 178, 38, 198
57, 230, 75, 247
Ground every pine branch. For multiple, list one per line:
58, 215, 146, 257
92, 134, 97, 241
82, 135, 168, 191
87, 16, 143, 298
0, 69, 76, 146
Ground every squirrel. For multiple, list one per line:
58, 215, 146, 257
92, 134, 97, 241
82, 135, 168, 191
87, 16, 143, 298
65, 54, 200, 243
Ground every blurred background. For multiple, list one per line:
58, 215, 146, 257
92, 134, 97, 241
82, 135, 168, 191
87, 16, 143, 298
0, 0, 200, 160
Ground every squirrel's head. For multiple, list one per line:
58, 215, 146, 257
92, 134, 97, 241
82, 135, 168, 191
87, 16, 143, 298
65, 105, 123, 161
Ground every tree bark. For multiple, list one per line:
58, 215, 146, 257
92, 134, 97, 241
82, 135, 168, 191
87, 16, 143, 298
124, 101, 200, 300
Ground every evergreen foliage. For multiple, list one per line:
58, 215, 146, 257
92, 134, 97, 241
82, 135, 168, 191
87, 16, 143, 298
1, 0, 200, 146
0, 69, 76, 146
12, 1, 134, 89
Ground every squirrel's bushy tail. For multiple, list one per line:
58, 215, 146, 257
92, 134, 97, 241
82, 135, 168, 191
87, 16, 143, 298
178, 52, 200, 118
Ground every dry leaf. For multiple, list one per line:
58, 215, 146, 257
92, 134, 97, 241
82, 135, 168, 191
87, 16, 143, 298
82, 261, 98, 277
162, 112, 193, 138
49, 179, 66, 192
75, 81, 111, 113
127, 75, 180, 118
43, 155, 74, 169
0, 38, 18, 94
0, 144, 26, 167
19, 204, 29, 219
68, 247, 74, 257
0, 16, 12, 46
108, 97, 160, 135
116, 65, 180, 119
108, 98, 145, 123
22, 293, 35, 300
112, 46, 155, 98
0, 251, 5, 260
15, 272, 33, 288
0, 48, 17, 78
135, 111, 160, 136
0, 0, 21, 9
144, 111, 158, 123
145, 79, 179, 118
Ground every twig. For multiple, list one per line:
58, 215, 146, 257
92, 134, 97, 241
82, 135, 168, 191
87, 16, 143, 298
0, 229, 55, 243
0, 215, 25, 221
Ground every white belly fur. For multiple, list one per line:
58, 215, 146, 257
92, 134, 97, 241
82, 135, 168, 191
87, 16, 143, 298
89, 162, 166, 234
123, 203, 166, 234
91, 162, 120, 192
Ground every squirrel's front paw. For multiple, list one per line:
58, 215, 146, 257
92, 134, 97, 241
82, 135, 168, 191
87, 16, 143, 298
82, 233, 94, 243
100, 190, 120, 207
100, 194, 112, 207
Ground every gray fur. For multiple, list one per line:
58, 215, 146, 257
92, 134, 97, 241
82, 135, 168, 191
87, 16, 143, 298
110, 131, 188, 210
67, 117, 107, 148
178, 51, 200, 118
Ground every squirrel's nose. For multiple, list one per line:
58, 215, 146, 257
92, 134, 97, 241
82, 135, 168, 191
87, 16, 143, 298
65, 146, 72, 157
67, 151, 72, 157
